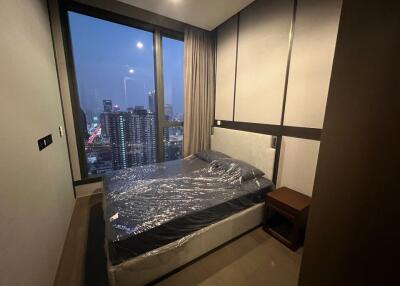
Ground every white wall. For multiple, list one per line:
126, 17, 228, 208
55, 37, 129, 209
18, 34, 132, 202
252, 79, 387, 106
284, 0, 342, 128
277, 137, 320, 196
234, 0, 293, 124
0, 0, 75, 285
48, 0, 82, 181
215, 15, 238, 121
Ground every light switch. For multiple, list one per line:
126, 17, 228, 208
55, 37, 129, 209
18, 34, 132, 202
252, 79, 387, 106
38, 134, 53, 151
59, 126, 64, 137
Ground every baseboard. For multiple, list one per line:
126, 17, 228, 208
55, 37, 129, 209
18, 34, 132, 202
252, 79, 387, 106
75, 181, 103, 198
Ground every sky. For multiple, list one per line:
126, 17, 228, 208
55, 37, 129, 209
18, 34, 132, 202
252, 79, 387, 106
68, 12, 184, 120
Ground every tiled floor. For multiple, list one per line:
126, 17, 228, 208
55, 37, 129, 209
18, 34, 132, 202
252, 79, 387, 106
157, 228, 302, 286
55, 195, 302, 286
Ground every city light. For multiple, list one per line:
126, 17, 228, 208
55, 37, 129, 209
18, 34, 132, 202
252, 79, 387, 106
68, 12, 184, 177
84, 99, 183, 175
136, 41, 144, 49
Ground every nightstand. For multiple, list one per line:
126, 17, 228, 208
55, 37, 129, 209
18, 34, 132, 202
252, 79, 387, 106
263, 187, 311, 251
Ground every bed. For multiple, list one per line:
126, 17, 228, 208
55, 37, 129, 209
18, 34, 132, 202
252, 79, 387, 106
104, 127, 276, 286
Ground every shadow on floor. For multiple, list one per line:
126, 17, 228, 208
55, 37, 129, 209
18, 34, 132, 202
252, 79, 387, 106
84, 197, 108, 286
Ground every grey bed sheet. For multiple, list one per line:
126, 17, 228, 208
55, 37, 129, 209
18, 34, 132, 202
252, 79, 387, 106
103, 156, 274, 264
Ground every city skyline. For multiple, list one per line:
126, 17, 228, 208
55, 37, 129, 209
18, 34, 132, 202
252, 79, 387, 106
68, 11, 184, 123
68, 11, 184, 176
84, 99, 183, 176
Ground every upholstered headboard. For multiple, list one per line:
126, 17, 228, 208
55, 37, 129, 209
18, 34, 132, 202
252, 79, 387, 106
211, 127, 276, 180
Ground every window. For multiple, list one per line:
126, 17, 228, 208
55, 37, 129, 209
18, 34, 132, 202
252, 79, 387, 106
162, 36, 184, 160
164, 127, 183, 161
162, 36, 184, 123
66, 11, 184, 178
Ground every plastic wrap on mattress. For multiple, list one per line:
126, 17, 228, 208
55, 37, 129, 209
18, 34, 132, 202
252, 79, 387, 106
106, 204, 264, 286
106, 204, 265, 286
103, 157, 274, 264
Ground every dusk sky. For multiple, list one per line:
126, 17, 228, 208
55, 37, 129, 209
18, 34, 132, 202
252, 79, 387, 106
68, 11, 184, 119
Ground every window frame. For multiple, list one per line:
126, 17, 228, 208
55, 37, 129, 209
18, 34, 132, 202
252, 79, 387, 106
59, 1, 184, 180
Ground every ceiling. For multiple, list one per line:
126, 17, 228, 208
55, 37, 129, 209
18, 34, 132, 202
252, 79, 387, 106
117, 0, 255, 30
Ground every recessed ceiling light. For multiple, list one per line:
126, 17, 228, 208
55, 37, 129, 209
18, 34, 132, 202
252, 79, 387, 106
128, 69, 135, 74
136, 41, 144, 49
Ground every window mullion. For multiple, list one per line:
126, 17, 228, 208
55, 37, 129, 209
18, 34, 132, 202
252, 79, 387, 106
154, 30, 166, 163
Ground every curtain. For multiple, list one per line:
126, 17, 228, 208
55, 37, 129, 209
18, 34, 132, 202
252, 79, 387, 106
183, 27, 216, 157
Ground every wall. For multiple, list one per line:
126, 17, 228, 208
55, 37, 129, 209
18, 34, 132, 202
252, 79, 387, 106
276, 137, 320, 197
48, 0, 82, 181
235, 0, 293, 124
299, 0, 400, 284
215, 15, 237, 121
0, 1, 75, 285
215, 0, 342, 196
284, 0, 342, 129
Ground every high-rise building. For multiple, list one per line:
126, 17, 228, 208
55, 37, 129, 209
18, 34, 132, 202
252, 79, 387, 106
101, 106, 157, 171
103, 99, 112, 112
164, 127, 183, 161
126, 107, 157, 166
164, 104, 173, 120
144, 112, 157, 164
101, 100, 113, 139
100, 113, 111, 138
130, 106, 145, 112
108, 112, 128, 170
148, 91, 156, 113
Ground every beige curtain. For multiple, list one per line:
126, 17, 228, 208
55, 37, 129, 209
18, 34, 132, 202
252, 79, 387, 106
183, 27, 216, 157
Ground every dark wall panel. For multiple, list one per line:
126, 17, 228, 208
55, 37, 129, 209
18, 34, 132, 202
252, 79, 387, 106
299, 0, 400, 285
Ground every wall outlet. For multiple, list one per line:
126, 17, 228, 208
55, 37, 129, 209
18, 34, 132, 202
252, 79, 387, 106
217, 120, 221, 126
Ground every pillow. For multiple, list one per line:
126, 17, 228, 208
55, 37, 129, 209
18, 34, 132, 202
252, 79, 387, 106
195, 150, 230, 163
211, 158, 265, 181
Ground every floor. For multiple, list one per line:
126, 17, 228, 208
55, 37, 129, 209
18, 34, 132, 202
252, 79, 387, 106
55, 194, 302, 286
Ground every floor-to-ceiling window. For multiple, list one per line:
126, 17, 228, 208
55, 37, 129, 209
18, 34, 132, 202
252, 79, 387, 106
162, 36, 184, 161
66, 11, 184, 178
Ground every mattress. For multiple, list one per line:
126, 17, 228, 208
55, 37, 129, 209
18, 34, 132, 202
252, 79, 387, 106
103, 156, 274, 265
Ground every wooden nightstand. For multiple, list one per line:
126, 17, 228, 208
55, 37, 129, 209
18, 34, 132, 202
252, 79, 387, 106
263, 187, 311, 251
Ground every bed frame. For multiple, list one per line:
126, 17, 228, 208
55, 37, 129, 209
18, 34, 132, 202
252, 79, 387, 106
106, 127, 276, 286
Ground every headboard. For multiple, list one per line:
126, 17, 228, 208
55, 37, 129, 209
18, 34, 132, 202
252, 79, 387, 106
211, 127, 276, 180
